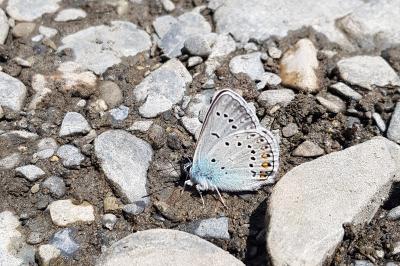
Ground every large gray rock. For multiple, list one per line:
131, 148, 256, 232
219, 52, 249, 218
387, 102, 400, 144
94, 130, 153, 203
96, 229, 243, 266
337, 56, 400, 90
59, 21, 151, 74
0, 72, 27, 111
134, 59, 192, 118
267, 137, 400, 266
7, 0, 61, 21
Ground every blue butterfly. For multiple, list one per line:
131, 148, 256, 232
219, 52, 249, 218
185, 89, 280, 206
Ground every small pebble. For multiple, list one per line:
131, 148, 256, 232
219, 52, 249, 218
122, 201, 146, 220
292, 140, 325, 157
38, 244, 61, 266
27, 232, 43, 244
12, 22, 36, 38
329, 82, 362, 101
109, 105, 129, 122
316, 93, 346, 113
282, 123, 298, 138
56, 145, 85, 168
184, 35, 212, 57
102, 214, 117, 230
41, 176, 66, 198
387, 205, 400, 220
31, 183, 40, 193
268, 46, 282, 59
128, 120, 153, 132
188, 56, 203, 67
161, 0, 175, 12
15, 164, 45, 181
372, 112, 386, 132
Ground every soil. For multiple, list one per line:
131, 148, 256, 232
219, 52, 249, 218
0, 1, 399, 266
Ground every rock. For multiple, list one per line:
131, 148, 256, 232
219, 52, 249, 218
96, 229, 244, 265
55, 61, 97, 94
50, 228, 79, 256
184, 35, 212, 57
59, 21, 151, 74
161, 0, 175, 12
12, 22, 35, 38
292, 140, 325, 157
0, 72, 27, 111
229, 52, 264, 81
256, 72, 282, 90
337, 56, 400, 90
267, 137, 400, 266
0, 211, 34, 266
188, 56, 203, 67
0, 9, 8, 44
0, 130, 38, 140
15, 164, 45, 181
134, 59, 192, 118
99, 81, 122, 108
55, 8, 87, 22
59, 112, 91, 137
128, 120, 153, 132
258, 89, 295, 108
31, 34, 43, 42
95, 130, 153, 203
102, 214, 117, 230
154, 12, 211, 58
27, 232, 43, 244
0, 153, 20, 170
268, 46, 282, 59
48, 199, 95, 226
387, 205, 400, 220
353, 260, 374, 266
316, 93, 346, 113
372, 112, 386, 132
109, 105, 129, 122
122, 201, 146, 219
42, 176, 66, 198
329, 82, 362, 101
178, 217, 230, 240
181, 116, 202, 137
209, 34, 236, 59
6, 0, 61, 21
28, 74, 52, 110
148, 124, 166, 149
104, 195, 121, 212
35, 138, 58, 159
0, 105, 3, 119
387, 103, 400, 144
39, 26, 58, 38
209, 0, 362, 46
31, 184, 40, 193
280, 39, 319, 92
56, 144, 85, 168
38, 244, 61, 266
244, 42, 258, 52
282, 123, 298, 138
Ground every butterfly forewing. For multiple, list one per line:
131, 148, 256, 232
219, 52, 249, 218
193, 90, 259, 163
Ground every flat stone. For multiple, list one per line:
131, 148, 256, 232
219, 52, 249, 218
258, 89, 295, 108
316, 93, 346, 113
6, 0, 61, 21
229, 52, 264, 81
292, 140, 325, 157
178, 217, 230, 240
102, 214, 117, 230
0, 153, 20, 170
267, 137, 400, 266
94, 130, 153, 203
38, 244, 61, 266
15, 164, 45, 181
387, 205, 400, 221
154, 11, 211, 58
28, 74, 51, 110
329, 82, 362, 101
282, 123, 298, 138
256, 72, 282, 90
372, 112, 386, 132
59, 21, 151, 74
0, 72, 27, 111
181, 116, 202, 137
109, 105, 129, 122
50, 228, 79, 256
42, 176, 66, 198
48, 199, 95, 226
96, 229, 244, 266
56, 144, 85, 168
0, 130, 38, 140
55, 8, 87, 22
55, 61, 97, 94
128, 120, 153, 132
122, 201, 146, 218
188, 56, 203, 67
161, 0, 175, 12
387, 102, 400, 144
337, 56, 400, 90
35, 138, 58, 159
59, 112, 91, 137
209, 34, 236, 59
39, 26, 58, 38
184, 35, 212, 57
27, 232, 43, 245
99, 81, 122, 108
12, 22, 35, 38
134, 59, 192, 118
280, 39, 319, 92
0, 9, 8, 44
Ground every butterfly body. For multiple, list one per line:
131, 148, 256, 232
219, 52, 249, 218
186, 89, 280, 197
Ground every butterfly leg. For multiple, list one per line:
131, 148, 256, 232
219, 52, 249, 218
195, 184, 205, 206
214, 186, 226, 207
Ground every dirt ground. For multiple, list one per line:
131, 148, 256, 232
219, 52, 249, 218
0, 0, 399, 265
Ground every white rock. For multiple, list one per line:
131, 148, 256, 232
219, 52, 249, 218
268, 46, 282, 59
28, 74, 51, 110
316, 93, 346, 113
0, 72, 27, 111
96, 229, 244, 266
59, 21, 151, 74
0, 153, 20, 169
35, 137, 58, 159
55, 61, 97, 92
128, 120, 153, 132
179, 217, 230, 240
153, 15, 177, 39
258, 89, 295, 107
337, 56, 400, 90
134, 59, 192, 118
280, 39, 319, 92
256, 72, 281, 90
0, 9, 9, 44
38, 244, 61, 266
55, 8, 87, 22
161, 0, 175, 12
0, 105, 3, 119
229, 52, 264, 81
59, 112, 91, 137
387, 102, 400, 144
15, 164, 45, 181
292, 140, 325, 157
267, 137, 400, 266
372, 112, 386, 132
39, 26, 58, 38
56, 144, 85, 168
0, 130, 38, 140
48, 199, 95, 226
329, 82, 362, 101
109, 105, 129, 122
188, 56, 203, 67
94, 130, 153, 203
181, 116, 202, 136
102, 214, 117, 230
6, 0, 61, 21
387, 205, 400, 221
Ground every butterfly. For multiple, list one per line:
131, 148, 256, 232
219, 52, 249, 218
185, 89, 280, 206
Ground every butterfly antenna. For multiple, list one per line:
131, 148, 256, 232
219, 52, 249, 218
214, 186, 227, 208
